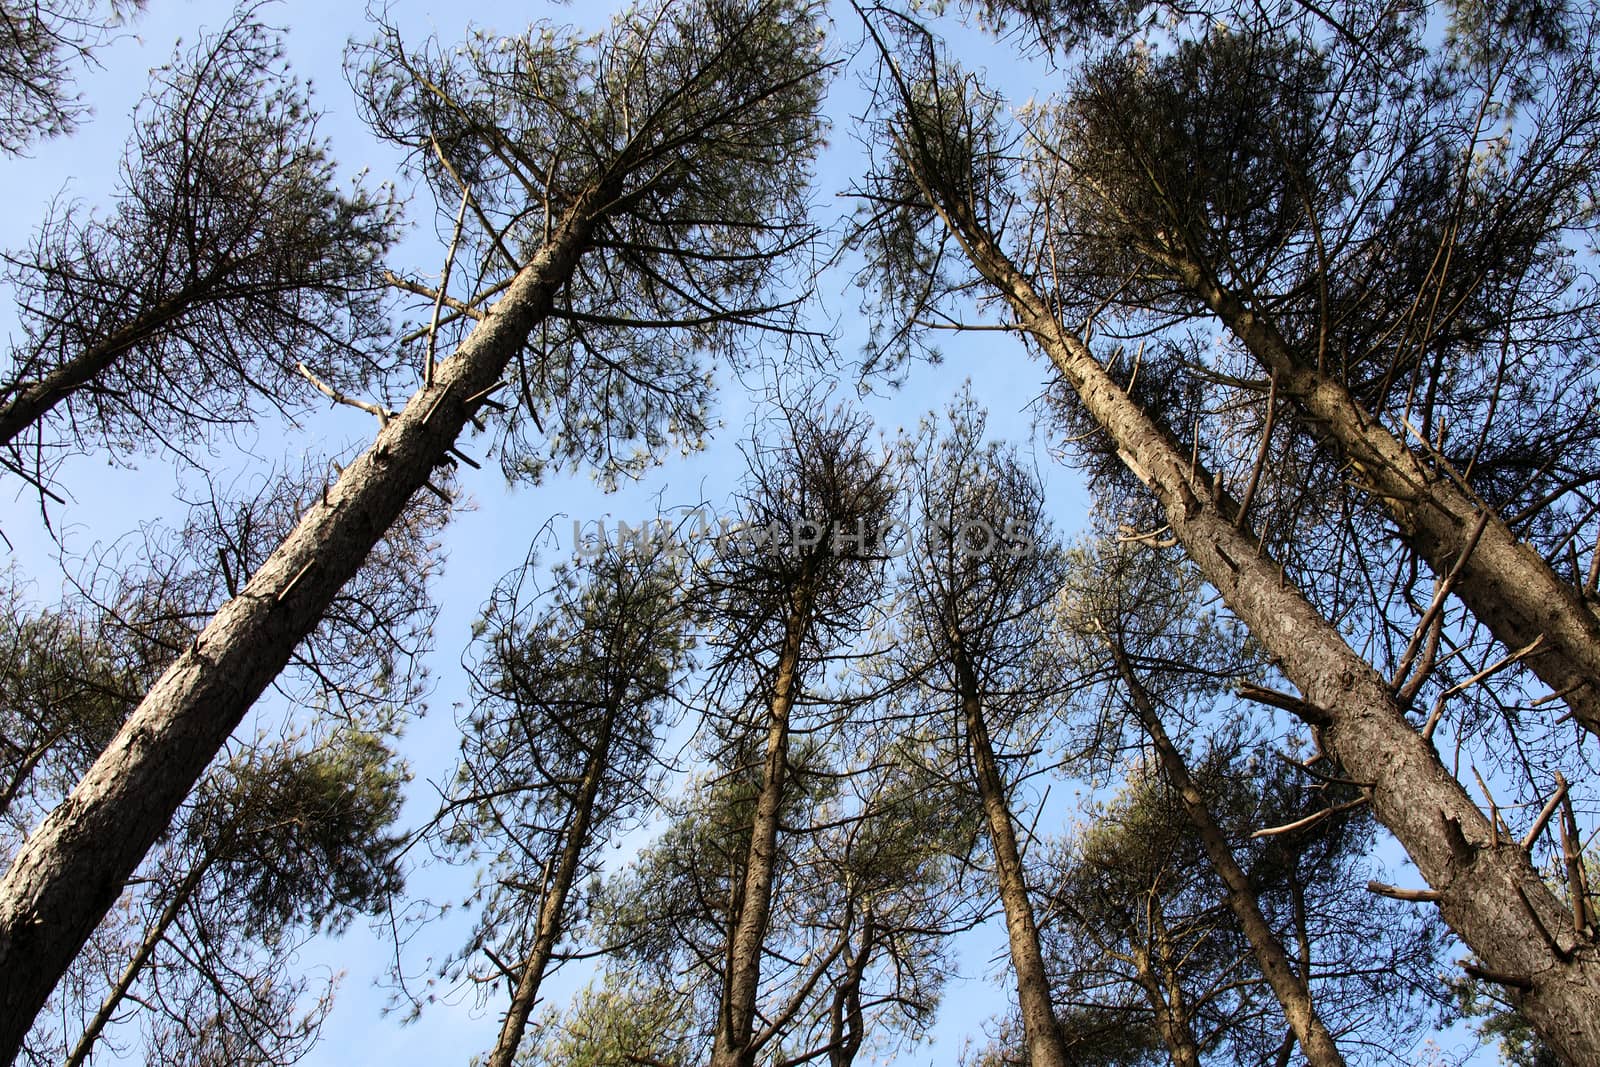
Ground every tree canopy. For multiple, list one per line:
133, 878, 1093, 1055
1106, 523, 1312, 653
2, 0, 1598, 1064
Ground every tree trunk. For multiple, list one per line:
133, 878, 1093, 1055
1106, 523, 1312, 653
484, 698, 619, 1067
1167, 249, 1600, 740
1131, 910, 1202, 1067
1110, 645, 1347, 1067
827, 913, 874, 1067
954, 643, 1070, 1067
62, 856, 211, 1067
0, 280, 210, 450
0, 177, 615, 1064
910, 174, 1600, 1064
711, 594, 810, 1067
1153, 900, 1203, 1067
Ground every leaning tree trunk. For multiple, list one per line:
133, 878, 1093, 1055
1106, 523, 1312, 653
1111, 645, 1347, 1067
0, 176, 616, 1064
711, 593, 812, 1067
485, 696, 620, 1067
953, 642, 1071, 1067
1164, 247, 1600, 740
0, 281, 210, 451
906, 163, 1600, 1063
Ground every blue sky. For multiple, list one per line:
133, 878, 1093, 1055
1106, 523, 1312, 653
0, 1, 1497, 1063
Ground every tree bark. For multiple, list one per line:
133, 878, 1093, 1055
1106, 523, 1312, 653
484, 697, 619, 1067
909, 172, 1600, 1064
954, 643, 1071, 1067
711, 593, 811, 1067
826, 912, 874, 1067
1167, 250, 1600, 740
1110, 645, 1347, 1067
0, 176, 615, 1064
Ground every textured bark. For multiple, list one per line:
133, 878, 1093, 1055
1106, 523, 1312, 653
711, 595, 810, 1067
1169, 252, 1600, 739
484, 699, 619, 1067
913, 180, 1600, 1063
826, 915, 874, 1067
0, 177, 614, 1064
954, 644, 1070, 1067
1111, 647, 1346, 1067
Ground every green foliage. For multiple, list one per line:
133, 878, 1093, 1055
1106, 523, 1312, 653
188, 730, 407, 937
0, 575, 142, 831
521, 974, 693, 1067
1450, 978, 1560, 1067
1060, 29, 1347, 295
2, 7, 401, 459
0, 0, 145, 153
351, 0, 833, 486
438, 543, 691, 1010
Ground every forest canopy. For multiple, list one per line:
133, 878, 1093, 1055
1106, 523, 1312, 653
0, 0, 1597, 1065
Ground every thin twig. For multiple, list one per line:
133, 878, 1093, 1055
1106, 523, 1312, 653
427, 187, 472, 389
1392, 510, 1489, 696
1234, 371, 1277, 529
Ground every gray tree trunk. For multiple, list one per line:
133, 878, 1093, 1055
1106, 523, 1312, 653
1111, 646, 1346, 1067
916, 183, 1600, 1064
0, 177, 614, 1064
954, 644, 1070, 1067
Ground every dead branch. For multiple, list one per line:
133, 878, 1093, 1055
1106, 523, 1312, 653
1251, 795, 1369, 839
1366, 880, 1441, 903
295, 362, 395, 424
1520, 772, 1570, 852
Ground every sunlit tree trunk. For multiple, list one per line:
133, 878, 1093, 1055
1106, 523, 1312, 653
0, 179, 616, 1062
954, 643, 1070, 1067
1111, 644, 1347, 1067
1164, 249, 1600, 740
900, 148, 1600, 1063
713, 594, 811, 1067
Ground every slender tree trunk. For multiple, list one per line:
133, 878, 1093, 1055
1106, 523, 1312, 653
1131, 905, 1203, 1067
1152, 898, 1203, 1067
712, 594, 811, 1067
485, 702, 619, 1067
826, 913, 874, 1067
1166, 250, 1600, 739
1110, 645, 1346, 1067
954, 643, 1070, 1067
0, 280, 210, 450
908, 171, 1600, 1063
63, 856, 212, 1067
0, 177, 616, 1064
